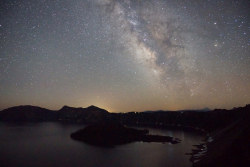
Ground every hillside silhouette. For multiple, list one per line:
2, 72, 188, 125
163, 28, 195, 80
0, 104, 249, 166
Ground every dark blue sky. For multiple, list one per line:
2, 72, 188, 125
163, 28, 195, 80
0, 0, 249, 112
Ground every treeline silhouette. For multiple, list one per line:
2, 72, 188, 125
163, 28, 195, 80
0, 104, 249, 166
0, 104, 249, 133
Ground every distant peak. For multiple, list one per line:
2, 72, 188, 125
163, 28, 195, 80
86, 105, 109, 113
61, 105, 71, 109
60, 105, 75, 111
86, 105, 104, 110
87, 105, 99, 109
59, 105, 108, 113
201, 107, 211, 111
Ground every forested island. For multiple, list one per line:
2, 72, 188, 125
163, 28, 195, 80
71, 121, 180, 146
0, 104, 249, 166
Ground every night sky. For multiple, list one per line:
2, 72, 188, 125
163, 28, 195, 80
0, 0, 249, 112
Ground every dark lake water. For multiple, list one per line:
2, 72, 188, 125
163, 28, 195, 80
0, 122, 204, 167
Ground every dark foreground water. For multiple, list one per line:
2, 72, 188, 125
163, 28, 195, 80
0, 122, 204, 167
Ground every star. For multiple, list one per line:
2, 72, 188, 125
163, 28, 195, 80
0, 0, 249, 111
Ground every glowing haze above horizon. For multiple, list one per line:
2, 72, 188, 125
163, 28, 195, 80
0, 0, 249, 112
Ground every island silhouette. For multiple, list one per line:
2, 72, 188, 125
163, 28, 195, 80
70, 121, 180, 146
0, 104, 249, 167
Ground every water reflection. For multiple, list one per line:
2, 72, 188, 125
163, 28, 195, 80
0, 122, 204, 167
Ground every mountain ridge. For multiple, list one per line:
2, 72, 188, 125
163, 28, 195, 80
0, 104, 249, 132
0, 105, 109, 123
0, 104, 249, 166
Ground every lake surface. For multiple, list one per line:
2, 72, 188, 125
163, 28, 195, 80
0, 122, 204, 167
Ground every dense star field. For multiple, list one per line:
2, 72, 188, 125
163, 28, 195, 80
0, 0, 249, 112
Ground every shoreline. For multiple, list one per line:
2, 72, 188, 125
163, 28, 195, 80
186, 133, 211, 166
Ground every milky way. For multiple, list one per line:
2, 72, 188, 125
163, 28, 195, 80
0, 0, 249, 112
